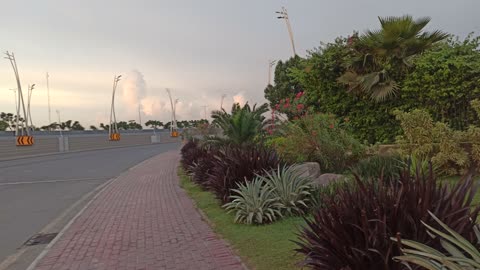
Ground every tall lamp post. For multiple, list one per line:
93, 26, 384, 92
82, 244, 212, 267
27, 84, 35, 130
46, 72, 52, 125
5, 51, 30, 138
166, 88, 178, 136
9, 88, 18, 115
276, 7, 297, 56
109, 75, 121, 140
268, 60, 277, 85
56, 109, 63, 137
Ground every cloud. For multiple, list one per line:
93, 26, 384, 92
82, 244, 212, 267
120, 70, 146, 113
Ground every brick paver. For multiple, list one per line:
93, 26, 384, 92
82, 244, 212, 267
34, 151, 245, 270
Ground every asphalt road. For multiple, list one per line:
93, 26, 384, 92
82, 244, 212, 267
0, 143, 180, 267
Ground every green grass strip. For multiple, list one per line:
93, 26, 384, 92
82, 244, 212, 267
178, 169, 305, 270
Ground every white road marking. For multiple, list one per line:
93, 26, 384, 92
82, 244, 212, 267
0, 178, 107, 186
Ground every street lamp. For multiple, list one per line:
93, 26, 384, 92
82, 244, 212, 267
27, 84, 35, 130
56, 109, 63, 137
109, 75, 121, 140
5, 51, 30, 136
268, 60, 277, 85
276, 7, 297, 56
9, 88, 18, 115
166, 88, 179, 136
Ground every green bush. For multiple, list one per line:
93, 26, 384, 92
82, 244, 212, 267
223, 177, 283, 225
259, 165, 312, 216
271, 113, 364, 173
394, 108, 480, 175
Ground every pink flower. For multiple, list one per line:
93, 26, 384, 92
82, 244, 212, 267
329, 123, 334, 129
295, 92, 304, 99
283, 103, 290, 108
275, 104, 280, 110
285, 98, 290, 103
296, 104, 304, 111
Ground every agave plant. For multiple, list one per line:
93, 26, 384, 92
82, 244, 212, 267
393, 211, 480, 270
223, 177, 283, 225
259, 165, 312, 216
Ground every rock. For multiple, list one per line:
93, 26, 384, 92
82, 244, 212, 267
312, 173, 345, 187
293, 162, 321, 179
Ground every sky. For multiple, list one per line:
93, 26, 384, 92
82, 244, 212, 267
1, 0, 479, 128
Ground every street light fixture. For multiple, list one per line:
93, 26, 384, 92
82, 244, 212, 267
276, 7, 297, 56
109, 75, 121, 140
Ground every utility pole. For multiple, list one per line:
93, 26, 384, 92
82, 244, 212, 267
268, 60, 277, 85
109, 75, 121, 138
46, 72, 51, 125
276, 7, 297, 56
220, 94, 227, 110
5, 51, 30, 136
201, 105, 209, 120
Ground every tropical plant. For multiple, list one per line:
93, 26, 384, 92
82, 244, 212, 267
209, 102, 269, 145
271, 113, 364, 173
295, 171, 480, 270
259, 165, 312, 216
393, 212, 480, 270
223, 177, 283, 225
207, 144, 283, 203
338, 15, 448, 101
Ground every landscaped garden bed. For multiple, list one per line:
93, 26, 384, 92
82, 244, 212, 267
179, 15, 480, 270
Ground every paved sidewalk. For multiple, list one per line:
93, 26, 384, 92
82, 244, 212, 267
33, 151, 245, 270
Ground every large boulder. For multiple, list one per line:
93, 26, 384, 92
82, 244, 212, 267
293, 162, 321, 179
311, 173, 345, 187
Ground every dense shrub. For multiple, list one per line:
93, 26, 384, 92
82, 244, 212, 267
295, 172, 480, 270
207, 144, 283, 203
223, 177, 283, 225
180, 139, 203, 171
266, 34, 480, 144
394, 107, 480, 175
271, 113, 364, 173
259, 165, 312, 216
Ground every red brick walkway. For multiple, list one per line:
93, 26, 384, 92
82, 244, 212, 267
33, 151, 245, 270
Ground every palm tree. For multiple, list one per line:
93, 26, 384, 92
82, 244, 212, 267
210, 102, 269, 145
338, 15, 448, 101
